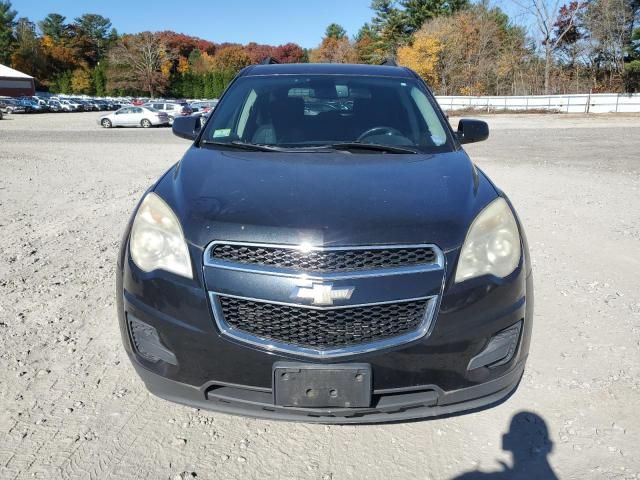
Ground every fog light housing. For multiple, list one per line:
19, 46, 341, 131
127, 314, 178, 365
468, 321, 522, 371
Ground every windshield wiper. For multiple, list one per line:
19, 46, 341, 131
329, 142, 418, 154
200, 140, 285, 152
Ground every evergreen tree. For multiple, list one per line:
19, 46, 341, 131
325, 23, 347, 39
370, 0, 408, 58
39, 13, 66, 41
0, 0, 17, 64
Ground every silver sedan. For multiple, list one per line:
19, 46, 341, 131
98, 106, 169, 128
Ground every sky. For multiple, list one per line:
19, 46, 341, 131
11, 0, 375, 49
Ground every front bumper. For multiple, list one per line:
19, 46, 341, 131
131, 354, 525, 423
117, 240, 533, 422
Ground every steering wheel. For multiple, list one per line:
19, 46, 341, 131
357, 126, 404, 142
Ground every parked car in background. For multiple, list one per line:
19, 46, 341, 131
190, 100, 218, 113
59, 99, 81, 111
17, 99, 46, 113
144, 101, 193, 125
0, 98, 26, 114
98, 106, 169, 128
95, 100, 111, 111
76, 99, 94, 111
47, 99, 64, 112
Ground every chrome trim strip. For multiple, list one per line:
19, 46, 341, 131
209, 292, 439, 359
203, 241, 445, 280
210, 291, 433, 311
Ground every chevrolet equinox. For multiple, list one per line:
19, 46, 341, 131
116, 63, 533, 423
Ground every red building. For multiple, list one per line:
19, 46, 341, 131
0, 64, 35, 97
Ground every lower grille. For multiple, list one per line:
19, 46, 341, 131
218, 296, 429, 349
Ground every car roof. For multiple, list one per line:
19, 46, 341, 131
241, 63, 416, 78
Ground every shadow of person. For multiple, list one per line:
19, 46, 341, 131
452, 411, 558, 480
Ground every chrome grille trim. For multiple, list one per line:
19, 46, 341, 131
209, 292, 439, 358
203, 241, 446, 358
203, 241, 445, 280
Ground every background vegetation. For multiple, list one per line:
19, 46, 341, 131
0, 0, 638, 97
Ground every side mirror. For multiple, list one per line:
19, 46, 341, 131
172, 115, 202, 140
457, 119, 489, 144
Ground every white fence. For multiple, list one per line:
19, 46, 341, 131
435, 93, 640, 113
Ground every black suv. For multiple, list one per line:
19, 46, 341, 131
117, 63, 533, 423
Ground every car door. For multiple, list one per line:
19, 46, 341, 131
113, 107, 132, 126
130, 107, 145, 125
166, 103, 179, 117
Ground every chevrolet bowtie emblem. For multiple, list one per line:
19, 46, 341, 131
292, 282, 355, 306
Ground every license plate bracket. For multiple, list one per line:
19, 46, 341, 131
273, 362, 371, 408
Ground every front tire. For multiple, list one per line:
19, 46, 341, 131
101, 118, 112, 128
141, 119, 152, 128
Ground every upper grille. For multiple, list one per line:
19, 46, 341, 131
210, 244, 437, 272
218, 296, 429, 349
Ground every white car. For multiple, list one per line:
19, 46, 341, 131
98, 106, 169, 128
60, 99, 82, 111
143, 101, 192, 125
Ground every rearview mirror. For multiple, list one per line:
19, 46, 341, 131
172, 115, 202, 140
457, 119, 489, 144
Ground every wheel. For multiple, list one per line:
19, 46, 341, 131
168, 116, 174, 126
141, 119, 152, 128
101, 118, 112, 128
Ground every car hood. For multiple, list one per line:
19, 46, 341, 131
153, 147, 499, 251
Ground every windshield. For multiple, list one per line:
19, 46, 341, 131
201, 74, 452, 153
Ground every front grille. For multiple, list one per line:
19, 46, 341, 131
211, 244, 437, 272
218, 297, 429, 349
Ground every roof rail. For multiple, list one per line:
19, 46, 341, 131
260, 57, 280, 65
380, 58, 398, 66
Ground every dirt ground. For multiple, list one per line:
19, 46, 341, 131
0, 112, 639, 480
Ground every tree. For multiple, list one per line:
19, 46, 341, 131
10, 17, 45, 79
93, 61, 108, 95
583, 0, 633, 89
39, 13, 66, 40
213, 46, 251, 73
156, 31, 216, 59
51, 70, 72, 93
511, 0, 585, 93
108, 32, 175, 97
401, 0, 469, 33
398, 4, 532, 94
310, 36, 357, 63
354, 23, 380, 63
272, 43, 305, 63
397, 34, 442, 84
0, 0, 17, 64
325, 23, 347, 39
371, 0, 409, 59
71, 67, 91, 93
73, 13, 116, 66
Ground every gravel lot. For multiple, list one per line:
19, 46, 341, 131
0, 112, 639, 480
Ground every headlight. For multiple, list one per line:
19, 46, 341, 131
455, 198, 521, 283
129, 192, 192, 279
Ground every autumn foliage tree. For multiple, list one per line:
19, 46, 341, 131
398, 4, 532, 95
108, 32, 175, 97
